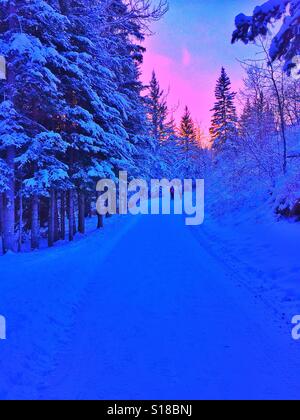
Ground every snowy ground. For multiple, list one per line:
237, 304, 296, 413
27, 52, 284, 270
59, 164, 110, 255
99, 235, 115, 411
201, 206, 300, 323
0, 209, 300, 400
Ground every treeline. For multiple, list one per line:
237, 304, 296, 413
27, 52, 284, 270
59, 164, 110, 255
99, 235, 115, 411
207, 50, 300, 218
147, 71, 208, 180
2, 0, 298, 254
0, 0, 172, 254
224, 0, 300, 217
0, 0, 208, 255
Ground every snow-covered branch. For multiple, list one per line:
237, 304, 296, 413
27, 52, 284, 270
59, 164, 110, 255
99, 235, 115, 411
232, 0, 300, 74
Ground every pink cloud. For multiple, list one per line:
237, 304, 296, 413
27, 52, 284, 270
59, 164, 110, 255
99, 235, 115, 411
182, 48, 192, 67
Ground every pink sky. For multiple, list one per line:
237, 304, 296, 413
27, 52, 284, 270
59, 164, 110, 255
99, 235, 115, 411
141, 0, 258, 133
142, 47, 240, 133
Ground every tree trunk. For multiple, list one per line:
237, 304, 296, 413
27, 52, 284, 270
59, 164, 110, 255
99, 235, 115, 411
31, 194, 40, 250
96, 191, 103, 229
3, 146, 16, 253
78, 191, 85, 234
54, 191, 60, 242
48, 189, 55, 247
97, 214, 103, 229
68, 190, 74, 242
60, 191, 66, 240
272, 77, 287, 174
4, 2, 18, 253
18, 189, 23, 252
85, 195, 92, 218
73, 207, 77, 236
261, 41, 288, 175
0, 193, 5, 254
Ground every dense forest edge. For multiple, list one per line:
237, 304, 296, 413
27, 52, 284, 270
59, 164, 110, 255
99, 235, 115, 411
0, 0, 299, 255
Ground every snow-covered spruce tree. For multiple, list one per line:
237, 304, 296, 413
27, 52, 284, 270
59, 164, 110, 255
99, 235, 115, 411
0, 0, 167, 253
97, 0, 173, 182
54, 0, 154, 236
175, 106, 205, 179
52, 0, 117, 238
57, 0, 165, 222
55, 0, 166, 239
157, 113, 184, 179
210, 68, 237, 153
144, 71, 183, 178
146, 71, 168, 143
232, 0, 300, 75
285, 77, 300, 125
0, 101, 26, 253
0, 0, 69, 252
240, 91, 276, 146
179, 106, 197, 153
100, 0, 156, 180
239, 96, 279, 183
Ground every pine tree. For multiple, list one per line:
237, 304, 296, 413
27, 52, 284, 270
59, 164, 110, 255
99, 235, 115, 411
210, 68, 237, 152
55, 0, 149, 234
147, 71, 168, 143
195, 124, 207, 149
239, 99, 252, 138
239, 94, 275, 144
179, 106, 197, 153
55, 0, 118, 237
102, 0, 155, 178
0, 0, 69, 252
0, 0, 167, 253
175, 106, 203, 178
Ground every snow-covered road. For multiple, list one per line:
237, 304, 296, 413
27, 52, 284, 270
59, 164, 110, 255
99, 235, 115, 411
1, 213, 300, 399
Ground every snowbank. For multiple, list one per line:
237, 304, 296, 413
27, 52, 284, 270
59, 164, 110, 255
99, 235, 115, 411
200, 202, 300, 324
0, 214, 138, 399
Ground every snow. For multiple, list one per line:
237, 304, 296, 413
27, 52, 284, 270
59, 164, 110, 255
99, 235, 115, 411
10, 34, 46, 64
0, 0, 298, 400
1, 209, 300, 400
233, 0, 300, 73
0, 214, 140, 399
200, 206, 300, 323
